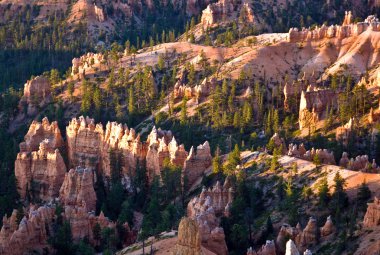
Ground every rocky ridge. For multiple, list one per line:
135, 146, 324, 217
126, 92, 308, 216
288, 12, 380, 43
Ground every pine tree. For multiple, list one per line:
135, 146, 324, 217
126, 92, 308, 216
128, 87, 135, 115
273, 109, 279, 133
317, 177, 330, 206
180, 97, 187, 125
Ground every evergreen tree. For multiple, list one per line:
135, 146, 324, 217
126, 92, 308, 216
180, 97, 187, 125
318, 177, 330, 206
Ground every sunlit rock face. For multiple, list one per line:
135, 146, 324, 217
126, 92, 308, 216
19, 76, 52, 116
182, 141, 212, 188
298, 86, 336, 130
59, 167, 97, 212
288, 14, 380, 43
15, 118, 66, 201
185, 179, 233, 255
201, 0, 255, 28
172, 217, 203, 255
364, 197, 380, 228
66, 116, 104, 170
0, 206, 55, 255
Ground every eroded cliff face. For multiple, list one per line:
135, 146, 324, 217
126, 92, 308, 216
201, 0, 255, 28
66, 116, 104, 169
59, 167, 97, 212
101, 121, 145, 182
298, 86, 336, 130
184, 179, 233, 255
276, 217, 335, 254
63, 204, 115, 243
172, 217, 203, 255
12, 116, 215, 253
288, 13, 380, 43
19, 117, 64, 153
19, 76, 52, 116
0, 203, 118, 255
183, 141, 212, 188
364, 197, 380, 228
0, 206, 55, 255
15, 118, 66, 201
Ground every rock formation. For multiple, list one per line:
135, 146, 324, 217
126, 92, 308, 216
288, 144, 335, 165
299, 86, 336, 130
336, 118, 354, 145
59, 167, 97, 212
247, 247, 258, 255
256, 240, 277, 255
71, 52, 105, 76
364, 197, 380, 228
173, 78, 216, 101
101, 121, 145, 182
19, 76, 52, 116
320, 216, 335, 237
66, 116, 104, 169
0, 205, 55, 255
288, 15, 380, 43
201, 0, 255, 28
286, 239, 300, 255
19, 117, 64, 153
64, 204, 115, 243
15, 139, 66, 201
0, 202, 120, 255
339, 152, 379, 172
146, 126, 187, 182
270, 133, 287, 153
186, 179, 232, 255
188, 180, 234, 218
172, 217, 202, 255
342, 11, 353, 26
276, 217, 325, 253
283, 81, 305, 111
297, 217, 318, 252
182, 141, 212, 188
